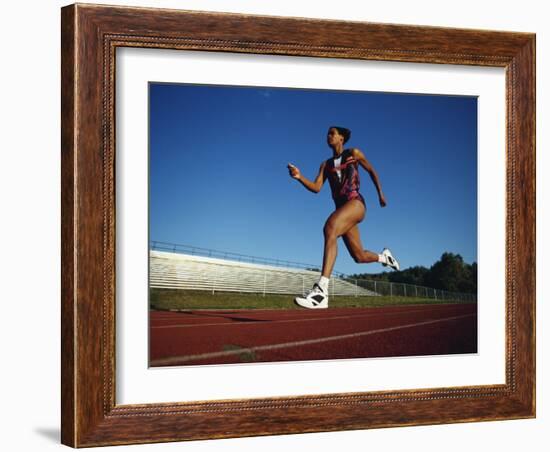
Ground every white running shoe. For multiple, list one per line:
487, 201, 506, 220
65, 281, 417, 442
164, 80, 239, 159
382, 248, 400, 271
294, 283, 329, 309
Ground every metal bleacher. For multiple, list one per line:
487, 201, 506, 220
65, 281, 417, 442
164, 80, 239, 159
150, 250, 380, 297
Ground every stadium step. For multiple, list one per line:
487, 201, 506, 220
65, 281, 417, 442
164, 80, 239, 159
149, 251, 380, 297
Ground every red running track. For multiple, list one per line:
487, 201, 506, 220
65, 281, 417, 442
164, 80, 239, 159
149, 303, 477, 367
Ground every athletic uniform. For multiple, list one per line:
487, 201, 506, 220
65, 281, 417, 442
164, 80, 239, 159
324, 149, 366, 209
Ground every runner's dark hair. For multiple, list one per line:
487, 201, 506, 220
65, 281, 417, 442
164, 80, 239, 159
330, 126, 351, 144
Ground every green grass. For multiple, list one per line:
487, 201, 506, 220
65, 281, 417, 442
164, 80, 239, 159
150, 288, 472, 311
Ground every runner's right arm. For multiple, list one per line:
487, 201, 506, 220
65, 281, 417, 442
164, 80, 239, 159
287, 161, 326, 194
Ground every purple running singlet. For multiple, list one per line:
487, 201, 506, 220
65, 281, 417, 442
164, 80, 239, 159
324, 148, 366, 209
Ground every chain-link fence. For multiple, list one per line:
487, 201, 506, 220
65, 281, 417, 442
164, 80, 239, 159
342, 278, 476, 302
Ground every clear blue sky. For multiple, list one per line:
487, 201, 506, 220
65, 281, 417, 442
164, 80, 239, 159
149, 82, 477, 275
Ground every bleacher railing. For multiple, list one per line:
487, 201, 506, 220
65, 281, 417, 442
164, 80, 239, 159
150, 240, 347, 278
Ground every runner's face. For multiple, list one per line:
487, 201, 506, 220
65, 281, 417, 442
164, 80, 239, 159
327, 128, 344, 147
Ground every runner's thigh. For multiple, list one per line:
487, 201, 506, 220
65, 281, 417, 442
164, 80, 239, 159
325, 200, 365, 237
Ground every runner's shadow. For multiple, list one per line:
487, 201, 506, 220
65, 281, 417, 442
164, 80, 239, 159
185, 311, 269, 322
34, 427, 60, 443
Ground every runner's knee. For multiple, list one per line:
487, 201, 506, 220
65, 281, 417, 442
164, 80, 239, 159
323, 220, 338, 240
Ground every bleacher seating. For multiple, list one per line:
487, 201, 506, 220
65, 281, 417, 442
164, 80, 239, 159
150, 250, 379, 297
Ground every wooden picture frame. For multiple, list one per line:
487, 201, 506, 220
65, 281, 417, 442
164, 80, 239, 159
61, 3, 535, 447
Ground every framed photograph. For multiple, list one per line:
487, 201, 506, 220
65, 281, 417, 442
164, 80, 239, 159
61, 3, 535, 447
146, 82, 479, 369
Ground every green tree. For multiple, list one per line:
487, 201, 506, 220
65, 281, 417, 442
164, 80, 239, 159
388, 265, 429, 285
424, 252, 473, 292
348, 252, 477, 294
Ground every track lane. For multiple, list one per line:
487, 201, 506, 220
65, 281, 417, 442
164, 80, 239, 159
149, 303, 477, 366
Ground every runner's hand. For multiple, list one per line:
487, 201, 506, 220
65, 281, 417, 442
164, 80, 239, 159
379, 193, 387, 207
287, 163, 301, 180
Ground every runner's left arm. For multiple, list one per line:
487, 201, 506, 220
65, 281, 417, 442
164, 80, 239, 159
352, 148, 386, 207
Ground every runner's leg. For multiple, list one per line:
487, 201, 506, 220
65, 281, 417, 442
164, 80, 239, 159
342, 225, 379, 263
321, 199, 365, 278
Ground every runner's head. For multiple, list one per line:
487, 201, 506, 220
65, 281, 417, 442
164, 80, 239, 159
327, 126, 351, 147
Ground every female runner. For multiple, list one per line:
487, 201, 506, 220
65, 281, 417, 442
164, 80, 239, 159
288, 126, 399, 309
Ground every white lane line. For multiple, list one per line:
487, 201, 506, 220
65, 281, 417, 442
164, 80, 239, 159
150, 313, 475, 366
150, 307, 466, 330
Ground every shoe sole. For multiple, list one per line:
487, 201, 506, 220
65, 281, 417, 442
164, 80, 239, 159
382, 250, 400, 271
294, 297, 328, 309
